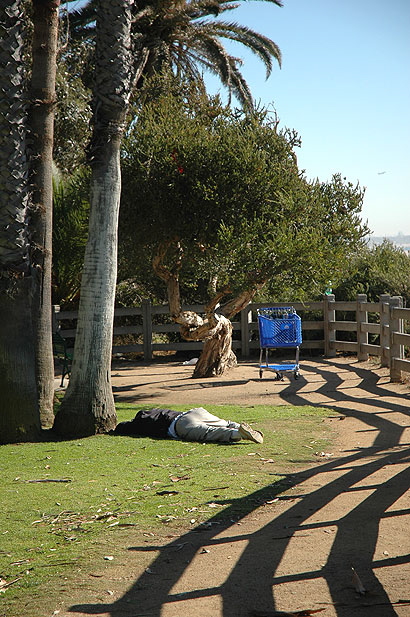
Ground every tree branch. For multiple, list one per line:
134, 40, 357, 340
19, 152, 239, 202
221, 280, 267, 319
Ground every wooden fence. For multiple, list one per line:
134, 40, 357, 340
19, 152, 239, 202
53, 293, 410, 382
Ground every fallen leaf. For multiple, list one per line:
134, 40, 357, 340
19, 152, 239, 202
251, 609, 325, 616
293, 610, 326, 616
156, 490, 179, 496
172, 543, 188, 551
351, 566, 366, 595
27, 478, 72, 483
10, 559, 31, 566
0, 577, 22, 592
156, 515, 177, 522
170, 475, 191, 482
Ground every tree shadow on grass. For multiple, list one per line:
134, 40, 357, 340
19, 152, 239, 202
70, 358, 410, 617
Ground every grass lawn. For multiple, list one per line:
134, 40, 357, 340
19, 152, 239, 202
0, 403, 333, 613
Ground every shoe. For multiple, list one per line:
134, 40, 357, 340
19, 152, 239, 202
239, 423, 264, 444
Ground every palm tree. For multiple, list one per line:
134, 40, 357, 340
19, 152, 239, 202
53, 0, 283, 436
53, 0, 148, 437
0, 1, 41, 443
67, 0, 283, 108
30, 0, 61, 428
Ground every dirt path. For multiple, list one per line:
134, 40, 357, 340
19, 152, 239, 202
58, 356, 410, 617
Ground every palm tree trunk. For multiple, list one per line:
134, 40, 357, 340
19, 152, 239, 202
0, 1, 41, 443
53, 0, 148, 437
29, 0, 60, 428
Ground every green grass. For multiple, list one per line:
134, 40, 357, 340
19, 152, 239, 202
0, 403, 332, 612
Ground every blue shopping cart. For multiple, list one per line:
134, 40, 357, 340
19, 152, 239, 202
257, 307, 302, 380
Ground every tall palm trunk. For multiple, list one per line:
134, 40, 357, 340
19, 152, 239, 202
0, 1, 41, 443
54, 0, 147, 437
29, 0, 60, 428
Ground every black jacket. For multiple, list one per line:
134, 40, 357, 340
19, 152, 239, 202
113, 408, 181, 438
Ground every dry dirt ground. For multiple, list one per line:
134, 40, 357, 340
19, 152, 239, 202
55, 355, 410, 617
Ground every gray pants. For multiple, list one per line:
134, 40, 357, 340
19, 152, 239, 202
175, 407, 240, 443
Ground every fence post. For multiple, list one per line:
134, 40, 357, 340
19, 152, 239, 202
389, 296, 404, 382
52, 305, 60, 332
323, 294, 336, 357
356, 294, 368, 361
379, 294, 391, 367
142, 299, 153, 361
240, 306, 252, 357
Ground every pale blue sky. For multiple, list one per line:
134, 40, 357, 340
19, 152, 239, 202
205, 0, 410, 237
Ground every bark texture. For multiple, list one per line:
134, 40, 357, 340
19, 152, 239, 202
53, 0, 148, 437
0, 1, 41, 443
152, 242, 265, 378
30, 0, 60, 427
192, 313, 237, 378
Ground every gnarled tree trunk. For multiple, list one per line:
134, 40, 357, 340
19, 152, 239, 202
153, 242, 265, 378
192, 313, 237, 378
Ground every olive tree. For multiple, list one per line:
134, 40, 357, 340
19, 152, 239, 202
119, 91, 368, 377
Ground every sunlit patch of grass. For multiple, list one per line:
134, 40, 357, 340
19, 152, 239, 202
0, 403, 332, 612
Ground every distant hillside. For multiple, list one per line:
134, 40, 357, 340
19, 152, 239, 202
368, 234, 410, 252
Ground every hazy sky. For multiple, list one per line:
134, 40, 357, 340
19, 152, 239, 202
205, 0, 410, 237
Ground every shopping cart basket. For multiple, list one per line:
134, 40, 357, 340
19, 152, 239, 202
257, 307, 302, 380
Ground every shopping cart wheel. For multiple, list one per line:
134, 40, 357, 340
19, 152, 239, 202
294, 371, 300, 380
275, 372, 284, 381
259, 369, 263, 379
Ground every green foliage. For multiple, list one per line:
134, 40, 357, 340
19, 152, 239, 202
55, 5, 93, 174
53, 69, 91, 174
0, 403, 330, 614
119, 87, 368, 307
334, 240, 410, 303
65, 0, 283, 109
52, 168, 90, 308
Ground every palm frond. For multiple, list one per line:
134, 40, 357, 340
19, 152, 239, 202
204, 21, 282, 73
66, 0, 282, 108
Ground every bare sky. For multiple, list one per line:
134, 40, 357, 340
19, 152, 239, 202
205, 0, 410, 237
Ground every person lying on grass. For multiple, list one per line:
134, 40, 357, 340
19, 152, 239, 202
112, 407, 263, 444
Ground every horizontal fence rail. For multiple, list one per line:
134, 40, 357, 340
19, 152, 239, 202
53, 294, 410, 382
